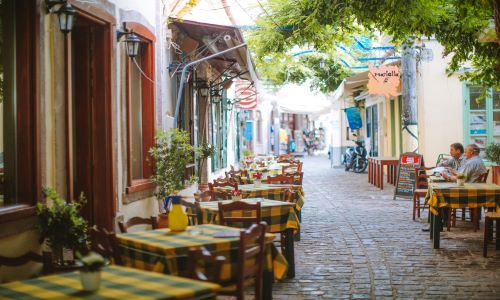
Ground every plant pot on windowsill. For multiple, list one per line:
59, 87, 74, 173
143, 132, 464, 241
157, 213, 169, 228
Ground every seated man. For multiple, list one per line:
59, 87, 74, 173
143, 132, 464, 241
438, 142, 465, 171
442, 144, 487, 183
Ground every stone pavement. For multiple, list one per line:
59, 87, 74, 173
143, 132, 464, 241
262, 155, 500, 299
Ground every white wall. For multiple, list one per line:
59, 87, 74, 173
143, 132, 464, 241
418, 40, 463, 164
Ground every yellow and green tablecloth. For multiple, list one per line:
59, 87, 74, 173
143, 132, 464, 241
216, 184, 305, 212
425, 183, 500, 215
117, 224, 288, 283
195, 198, 299, 234
0, 265, 219, 299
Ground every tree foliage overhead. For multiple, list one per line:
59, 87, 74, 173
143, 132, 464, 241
248, 0, 500, 89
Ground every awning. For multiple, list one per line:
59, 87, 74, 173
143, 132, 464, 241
170, 18, 258, 83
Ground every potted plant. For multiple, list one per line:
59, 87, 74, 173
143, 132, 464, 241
485, 143, 500, 184
77, 251, 107, 291
230, 190, 242, 201
36, 187, 88, 266
457, 173, 466, 186
149, 128, 197, 227
253, 173, 263, 187
196, 141, 216, 191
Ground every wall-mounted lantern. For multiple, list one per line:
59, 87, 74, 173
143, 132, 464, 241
45, 0, 76, 35
195, 80, 209, 97
117, 30, 141, 58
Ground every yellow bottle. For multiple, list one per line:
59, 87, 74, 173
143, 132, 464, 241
167, 196, 188, 232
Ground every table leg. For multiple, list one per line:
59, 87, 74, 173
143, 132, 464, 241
294, 211, 301, 242
496, 219, 500, 250
263, 269, 273, 300
430, 212, 434, 240
432, 213, 441, 249
368, 159, 372, 184
284, 228, 295, 278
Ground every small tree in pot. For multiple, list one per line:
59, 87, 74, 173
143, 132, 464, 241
149, 129, 196, 224
196, 141, 216, 191
485, 142, 500, 165
36, 187, 88, 266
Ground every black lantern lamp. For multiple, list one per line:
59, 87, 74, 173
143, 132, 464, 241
210, 88, 222, 103
45, 0, 76, 34
57, 3, 76, 34
195, 80, 209, 97
117, 31, 141, 58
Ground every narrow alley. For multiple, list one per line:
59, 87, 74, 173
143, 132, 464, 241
271, 156, 500, 299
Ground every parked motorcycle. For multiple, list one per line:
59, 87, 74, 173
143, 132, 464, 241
342, 139, 368, 173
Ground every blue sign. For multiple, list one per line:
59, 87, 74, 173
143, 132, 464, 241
245, 121, 253, 141
345, 107, 363, 130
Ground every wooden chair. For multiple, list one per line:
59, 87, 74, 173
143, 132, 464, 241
483, 211, 500, 257
208, 180, 238, 191
118, 216, 158, 233
412, 167, 432, 221
187, 247, 226, 282
0, 251, 53, 281
282, 163, 302, 174
285, 171, 304, 185
196, 190, 231, 202
282, 188, 295, 203
265, 174, 294, 185
182, 200, 203, 225
89, 226, 123, 265
218, 200, 261, 228
187, 223, 267, 300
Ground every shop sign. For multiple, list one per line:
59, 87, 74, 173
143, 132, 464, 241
367, 65, 400, 98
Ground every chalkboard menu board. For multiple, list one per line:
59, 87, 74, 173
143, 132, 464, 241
394, 152, 424, 199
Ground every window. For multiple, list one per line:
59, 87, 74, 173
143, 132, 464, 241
464, 85, 500, 157
124, 23, 155, 193
0, 0, 39, 219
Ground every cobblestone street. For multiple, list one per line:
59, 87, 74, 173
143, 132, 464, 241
271, 155, 500, 299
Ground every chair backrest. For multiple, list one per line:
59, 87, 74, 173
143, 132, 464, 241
208, 180, 238, 191
0, 251, 53, 278
237, 222, 267, 299
282, 188, 295, 203
414, 167, 431, 189
282, 162, 302, 174
182, 200, 203, 225
196, 190, 230, 202
118, 216, 158, 233
187, 247, 226, 283
474, 169, 490, 183
285, 171, 303, 185
89, 227, 123, 265
265, 174, 294, 184
218, 201, 261, 228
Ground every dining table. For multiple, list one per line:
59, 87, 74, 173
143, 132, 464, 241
0, 265, 220, 299
425, 182, 500, 249
367, 157, 399, 190
195, 198, 299, 278
116, 224, 287, 300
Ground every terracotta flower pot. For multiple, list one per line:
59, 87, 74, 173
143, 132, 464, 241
157, 213, 169, 228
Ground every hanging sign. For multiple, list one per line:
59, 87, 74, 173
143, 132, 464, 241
344, 107, 363, 130
394, 152, 424, 199
367, 65, 400, 99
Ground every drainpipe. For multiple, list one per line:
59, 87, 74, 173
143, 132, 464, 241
173, 42, 247, 125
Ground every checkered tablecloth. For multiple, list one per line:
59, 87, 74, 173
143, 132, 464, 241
216, 184, 305, 211
426, 183, 500, 215
0, 265, 219, 299
195, 198, 300, 234
117, 224, 288, 282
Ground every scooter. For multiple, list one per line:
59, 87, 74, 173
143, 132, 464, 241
342, 139, 368, 173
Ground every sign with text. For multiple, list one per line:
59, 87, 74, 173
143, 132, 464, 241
394, 152, 424, 199
344, 107, 363, 130
367, 65, 400, 99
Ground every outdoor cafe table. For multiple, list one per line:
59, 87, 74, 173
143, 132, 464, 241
425, 182, 500, 249
0, 265, 220, 300
367, 157, 399, 190
195, 198, 299, 278
116, 224, 287, 300
216, 184, 305, 212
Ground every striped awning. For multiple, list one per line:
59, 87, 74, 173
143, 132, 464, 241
235, 80, 257, 110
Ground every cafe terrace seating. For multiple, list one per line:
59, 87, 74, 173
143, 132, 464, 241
218, 200, 262, 228
187, 222, 267, 300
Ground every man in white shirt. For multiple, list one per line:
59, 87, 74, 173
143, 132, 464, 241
442, 144, 487, 183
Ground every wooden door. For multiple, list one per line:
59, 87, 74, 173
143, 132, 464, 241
71, 17, 115, 230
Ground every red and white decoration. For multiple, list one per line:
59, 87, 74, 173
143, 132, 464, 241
235, 80, 257, 110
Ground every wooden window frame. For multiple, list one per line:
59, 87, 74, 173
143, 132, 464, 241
124, 22, 156, 194
0, 1, 40, 224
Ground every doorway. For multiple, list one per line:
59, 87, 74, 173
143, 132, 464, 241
366, 104, 379, 156
70, 15, 115, 230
